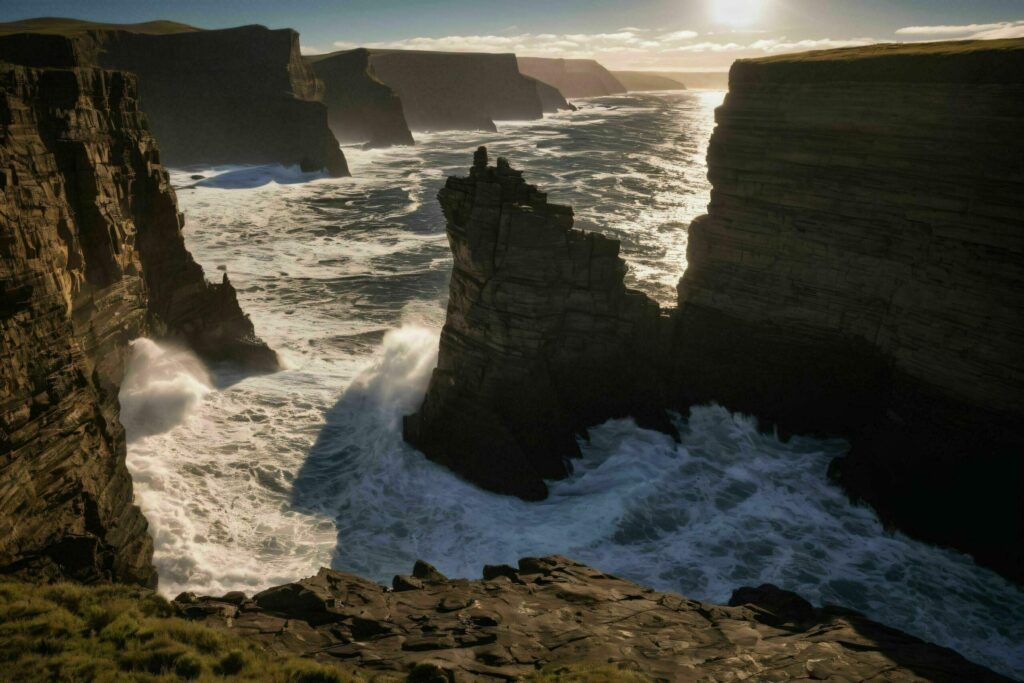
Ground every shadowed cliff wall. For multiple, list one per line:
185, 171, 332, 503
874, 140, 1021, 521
367, 50, 545, 132
307, 48, 413, 148
517, 57, 626, 98
0, 44, 275, 585
0, 20, 349, 175
671, 39, 1024, 581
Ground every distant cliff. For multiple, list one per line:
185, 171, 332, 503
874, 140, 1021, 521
366, 50, 545, 132
518, 57, 626, 98
0, 43, 275, 585
527, 75, 577, 112
0, 18, 348, 175
671, 39, 1024, 581
612, 70, 687, 91
306, 48, 414, 148
409, 40, 1024, 582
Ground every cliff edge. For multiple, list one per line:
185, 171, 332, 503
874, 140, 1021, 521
0, 42, 275, 585
0, 18, 349, 176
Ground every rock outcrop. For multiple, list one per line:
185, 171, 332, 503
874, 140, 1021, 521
612, 70, 688, 91
0, 42, 275, 585
0, 18, 349, 176
403, 148, 665, 499
306, 48, 414, 148
517, 57, 626, 98
366, 50, 546, 132
176, 555, 1009, 682
671, 39, 1024, 582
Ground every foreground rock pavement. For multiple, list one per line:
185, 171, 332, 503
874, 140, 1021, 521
175, 556, 1008, 682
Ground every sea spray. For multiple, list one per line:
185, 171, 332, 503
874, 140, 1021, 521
120, 338, 212, 440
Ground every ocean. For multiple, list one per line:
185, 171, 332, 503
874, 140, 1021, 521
119, 91, 1024, 678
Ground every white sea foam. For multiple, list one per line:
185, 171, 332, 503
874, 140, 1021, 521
121, 91, 1024, 678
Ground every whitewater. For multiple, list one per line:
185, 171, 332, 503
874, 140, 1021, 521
119, 92, 1024, 678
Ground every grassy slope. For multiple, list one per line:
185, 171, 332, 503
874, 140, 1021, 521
750, 37, 1024, 63
0, 17, 200, 36
0, 581, 374, 682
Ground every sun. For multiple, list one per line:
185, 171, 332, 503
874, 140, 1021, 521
709, 0, 767, 28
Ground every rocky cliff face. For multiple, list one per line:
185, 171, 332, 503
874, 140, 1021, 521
518, 57, 626, 98
0, 19, 349, 176
367, 50, 545, 132
176, 555, 1008, 682
404, 148, 665, 500
306, 48, 413, 148
408, 40, 1023, 582
0, 46, 275, 585
671, 39, 1024, 582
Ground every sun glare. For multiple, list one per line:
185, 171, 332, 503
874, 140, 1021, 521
710, 0, 766, 28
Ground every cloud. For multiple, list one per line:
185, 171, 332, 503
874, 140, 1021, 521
895, 20, 1024, 39
300, 45, 325, 55
326, 29, 884, 70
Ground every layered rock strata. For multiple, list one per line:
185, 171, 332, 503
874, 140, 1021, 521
404, 148, 665, 499
366, 50, 546, 132
0, 48, 274, 584
517, 57, 626, 98
306, 48, 414, 148
0, 19, 349, 175
176, 555, 1008, 682
671, 39, 1024, 582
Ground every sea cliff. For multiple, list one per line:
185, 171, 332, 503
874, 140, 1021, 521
306, 48, 414, 148
0, 43, 275, 585
672, 39, 1024, 581
367, 50, 546, 132
518, 57, 626, 98
410, 40, 1024, 582
0, 18, 349, 175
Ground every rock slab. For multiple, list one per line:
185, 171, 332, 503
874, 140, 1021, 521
176, 555, 1009, 682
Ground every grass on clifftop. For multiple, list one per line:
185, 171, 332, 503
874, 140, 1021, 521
0, 580, 376, 682
0, 17, 201, 36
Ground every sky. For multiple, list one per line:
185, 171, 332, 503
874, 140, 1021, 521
1, 0, 1023, 70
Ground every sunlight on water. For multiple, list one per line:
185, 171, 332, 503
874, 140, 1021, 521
119, 92, 1024, 678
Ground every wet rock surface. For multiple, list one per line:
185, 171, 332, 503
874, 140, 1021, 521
0, 44, 274, 584
176, 555, 1009, 682
403, 148, 666, 500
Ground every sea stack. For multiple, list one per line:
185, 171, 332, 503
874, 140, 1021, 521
403, 147, 665, 499
0, 19, 349, 176
0, 37, 275, 584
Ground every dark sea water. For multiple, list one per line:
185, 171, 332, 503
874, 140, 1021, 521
118, 92, 1024, 678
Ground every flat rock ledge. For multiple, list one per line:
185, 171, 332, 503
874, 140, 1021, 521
173, 556, 1006, 682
